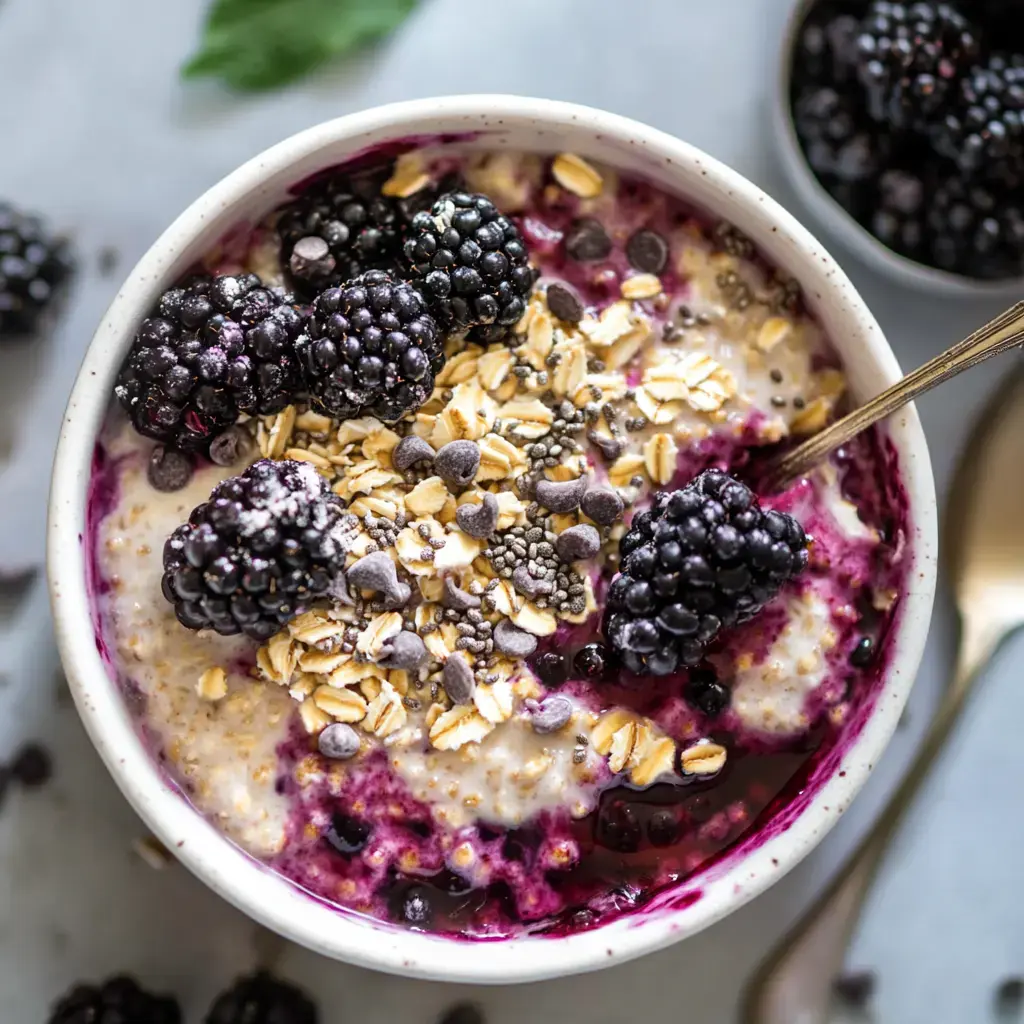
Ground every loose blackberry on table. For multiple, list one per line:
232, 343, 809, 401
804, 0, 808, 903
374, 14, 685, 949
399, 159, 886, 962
47, 975, 180, 1024
403, 190, 537, 341
162, 458, 351, 640
204, 970, 318, 1024
277, 167, 403, 294
295, 269, 442, 423
0, 201, 72, 340
115, 273, 305, 451
604, 470, 809, 677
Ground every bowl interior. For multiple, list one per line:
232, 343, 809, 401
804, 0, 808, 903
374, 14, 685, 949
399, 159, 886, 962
48, 95, 937, 983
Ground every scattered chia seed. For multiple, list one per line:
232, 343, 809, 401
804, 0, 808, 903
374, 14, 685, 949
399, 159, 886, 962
793, 396, 806, 409
771, 395, 786, 408
770, 368, 784, 383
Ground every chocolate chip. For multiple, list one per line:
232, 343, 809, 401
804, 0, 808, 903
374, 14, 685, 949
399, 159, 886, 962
392, 435, 436, 473
346, 551, 400, 597
381, 581, 412, 610
493, 619, 538, 658
208, 426, 250, 467
565, 218, 612, 262
626, 229, 669, 274
546, 283, 584, 324
317, 723, 361, 760
379, 630, 428, 671
581, 485, 624, 525
443, 656, 476, 705
456, 493, 499, 539
586, 430, 624, 462
289, 235, 337, 279
530, 695, 573, 733
11, 743, 52, 788
556, 524, 601, 562
147, 446, 194, 492
442, 576, 482, 611
434, 440, 480, 488
512, 565, 552, 599
534, 475, 588, 513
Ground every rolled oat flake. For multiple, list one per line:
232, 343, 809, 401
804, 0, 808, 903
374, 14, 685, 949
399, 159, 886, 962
531, 696, 573, 734
318, 723, 361, 760
147, 446, 194, 492
494, 618, 538, 657
434, 440, 480, 488
443, 656, 476, 705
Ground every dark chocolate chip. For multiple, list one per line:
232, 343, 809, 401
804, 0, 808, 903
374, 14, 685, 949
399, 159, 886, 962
626, 229, 669, 274
534, 475, 588, 513
581, 485, 624, 525
529, 695, 573, 733
434, 440, 480, 488
208, 426, 250, 467
494, 619, 538, 657
381, 580, 412, 610
555, 524, 601, 562
392, 434, 436, 473
565, 218, 612, 262
586, 430, 624, 462
456, 493, 499, 539
347, 551, 400, 595
442, 576, 482, 611
147, 446, 194, 492
289, 235, 337, 279
546, 283, 584, 324
318, 723, 361, 760
443, 655, 476, 705
379, 630, 428, 671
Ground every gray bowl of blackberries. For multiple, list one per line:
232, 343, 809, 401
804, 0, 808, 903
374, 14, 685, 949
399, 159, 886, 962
778, 0, 1024, 294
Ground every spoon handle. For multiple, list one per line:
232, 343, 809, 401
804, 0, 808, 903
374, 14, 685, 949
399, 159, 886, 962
741, 612, 1002, 1024
769, 300, 1024, 487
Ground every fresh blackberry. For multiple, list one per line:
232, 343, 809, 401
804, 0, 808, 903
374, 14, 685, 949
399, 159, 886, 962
48, 975, 180, 1024
870, 168, 927, 258
0, 202, 72, 339
793, 86, 889, 182
403, 191, 536, 341
604, 470, 809, 677
204, 971, 317, 1024
295, 269, 442, 422
162, 458, 349, 640
927, 174, 1024, 277
794, 5, 862, 86
856, 2, 980, 130
931, 53, 1024, 176
115, 273, 305, 451
278, 167, 403, 294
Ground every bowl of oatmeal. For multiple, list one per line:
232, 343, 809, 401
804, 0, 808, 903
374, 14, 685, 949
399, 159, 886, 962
48, 95, 936, 981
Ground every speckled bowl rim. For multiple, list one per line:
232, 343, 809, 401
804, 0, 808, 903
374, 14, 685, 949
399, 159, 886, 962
46, 95, 937, 984
774, 0, 1024, 298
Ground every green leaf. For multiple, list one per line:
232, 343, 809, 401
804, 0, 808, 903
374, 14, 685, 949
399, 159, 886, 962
183, 0, 419, 92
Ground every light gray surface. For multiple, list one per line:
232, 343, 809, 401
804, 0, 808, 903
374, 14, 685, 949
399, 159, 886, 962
0, 0, 1020, 1021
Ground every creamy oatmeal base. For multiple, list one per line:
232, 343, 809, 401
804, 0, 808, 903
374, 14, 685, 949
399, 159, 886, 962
91, 145, 907, 935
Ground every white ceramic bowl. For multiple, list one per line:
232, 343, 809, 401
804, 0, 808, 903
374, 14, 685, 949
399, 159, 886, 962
775, 0, 1024, 298
47, 95, 937, 983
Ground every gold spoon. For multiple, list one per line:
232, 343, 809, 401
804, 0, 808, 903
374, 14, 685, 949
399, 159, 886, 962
767, 300, 1024, 488
742, 367, 1024, 1024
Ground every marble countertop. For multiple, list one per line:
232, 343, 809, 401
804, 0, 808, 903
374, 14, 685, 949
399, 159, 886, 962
0, 0, 1021, 1021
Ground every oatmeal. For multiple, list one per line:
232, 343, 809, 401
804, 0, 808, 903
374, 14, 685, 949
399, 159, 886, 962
88, 143, 909, 937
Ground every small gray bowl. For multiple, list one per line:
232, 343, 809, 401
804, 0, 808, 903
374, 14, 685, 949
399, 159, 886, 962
775, 0, 1024, 298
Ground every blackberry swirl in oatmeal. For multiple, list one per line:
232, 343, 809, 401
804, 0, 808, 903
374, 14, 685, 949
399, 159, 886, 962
89, 145, 909, 936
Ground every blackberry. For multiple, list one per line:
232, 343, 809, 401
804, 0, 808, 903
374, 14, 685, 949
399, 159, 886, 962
48, 975, 180, 1024
927, 174, 1024, 277
793, 86, 889, 182
403, 191, 536, 341
277, 167, 403, 294
162, 458, 349, 640
794, 6, 862, 86
115, 273, 305, 451
205, 971, 317, 1024
296, 269, 441, 423
604, 470, 809, 677
0, 201, 72, 339
856, 2, 980, 130
870, 168, 927, 258
932, 53, 1024, 176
